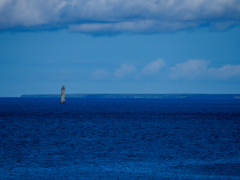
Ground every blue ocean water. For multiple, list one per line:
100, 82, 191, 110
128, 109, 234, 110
0, 98, 240, 179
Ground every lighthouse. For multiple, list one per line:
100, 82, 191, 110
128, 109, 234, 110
60, 86, 65, 104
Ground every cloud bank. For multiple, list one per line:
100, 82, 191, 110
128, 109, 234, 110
170, 59, 240, 81
92, 59, 240, 81
1, 0, 240, 34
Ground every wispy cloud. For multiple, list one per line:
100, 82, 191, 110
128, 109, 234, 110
141, 58, 166, 76
91, 69, 110, 81
91, 64, 137, 81
170, 59, 209, 80
114, 64, 137, 80
90, 59, 240, 82
208, 64, 240, 80
169, 59, 240, 81
1, 0, 240, 34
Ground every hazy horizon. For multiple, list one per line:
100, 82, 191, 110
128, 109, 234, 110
5, 93, 240, 99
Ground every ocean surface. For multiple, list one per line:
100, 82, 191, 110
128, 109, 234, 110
0, 98, 240, 179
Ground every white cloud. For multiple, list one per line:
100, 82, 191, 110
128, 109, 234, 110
91, 64, 137, 81
114, 64, 137, 79
141, 59, 166, 76
169, 59, 240, 81
91, 59, 240, 82
0, 0, 240, 34
91, 69, 110, 81
170, 59, 209, 80
208, 64, 240, 80
69, 20, 198, 34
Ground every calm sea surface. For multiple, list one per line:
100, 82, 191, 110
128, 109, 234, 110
0, 98, 240, 179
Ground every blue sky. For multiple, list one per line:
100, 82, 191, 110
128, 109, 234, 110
0, 0, 240, 97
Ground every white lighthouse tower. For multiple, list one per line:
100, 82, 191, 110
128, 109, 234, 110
60, 86, 65, 104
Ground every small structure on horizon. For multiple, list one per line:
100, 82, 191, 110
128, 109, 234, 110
60, 86, 65, 104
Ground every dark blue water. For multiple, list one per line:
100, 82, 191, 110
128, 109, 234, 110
0, 98, 240, 179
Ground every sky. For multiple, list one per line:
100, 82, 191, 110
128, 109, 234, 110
0, 0, 240, 97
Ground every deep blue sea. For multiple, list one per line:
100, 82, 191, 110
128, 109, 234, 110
0, 98, 240, 179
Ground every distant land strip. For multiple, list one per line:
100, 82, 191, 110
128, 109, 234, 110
21, 94, 240, 99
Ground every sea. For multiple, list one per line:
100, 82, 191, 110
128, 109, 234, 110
0, 97, 240, 179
